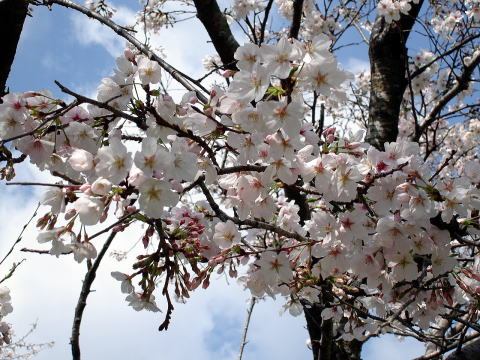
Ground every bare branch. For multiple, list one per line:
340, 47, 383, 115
238, 297, 256, 360
413, 51, 480, 142
70, 231, 117, 360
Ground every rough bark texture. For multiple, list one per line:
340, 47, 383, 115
0, 0, 28, 97
288, 0, 304, 39
446, 339, 480, 360
366, 0, 423, 150
192, 0, 239, 70
304, 300, 362, 360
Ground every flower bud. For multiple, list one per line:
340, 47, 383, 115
64, 208, 77, 221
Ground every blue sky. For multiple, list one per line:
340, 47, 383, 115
1, 1, 426, 359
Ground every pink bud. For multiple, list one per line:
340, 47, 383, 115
126, 205, 137, 213
204, 107, 213, 116
146, 226, 154, 237
170, 180, 183, 193
202, 276, 210, 289
323, 127, 335, 136
99, 212, 108, 223
222, 70, 235, 78
177, 107, 187, 116
124, 48, 135, 62
113, 225, 126, 233
64, 208, 77, 221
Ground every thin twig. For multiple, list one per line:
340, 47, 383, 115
70, 231, 117, 360
0, 259, 26, 284
413, 51, 480, 141
238, 297, 256, 360
0, 203, 40, 267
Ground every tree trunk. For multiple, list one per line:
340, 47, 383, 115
366, 1, 424, 150
304, 300, 362, 360
446, 339, 480, 360
192, 0, 239, 70
0, 0, 28, 97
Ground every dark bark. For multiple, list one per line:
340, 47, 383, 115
365, 1, 424, 150
446, 339, 480, 360
192, 0, 239, 70
289, 0, 304, 39
70, 232, 117, 360
303, 289, 363, 360
0, 0, 28, 97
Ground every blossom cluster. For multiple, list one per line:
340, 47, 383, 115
0, 286, 13, 350
1, 26, 479, 342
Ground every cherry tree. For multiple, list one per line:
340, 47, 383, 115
1, 0, 480, 359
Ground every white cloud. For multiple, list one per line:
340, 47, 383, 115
71, 6, 137, 58
345, 57, 370, 74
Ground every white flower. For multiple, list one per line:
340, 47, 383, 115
111, 272, 134, 294
125, 293, 160, 312
37, 227, 66, 243
256, 252, 292, 286
390, 253, 418, 282
134, 137, 165, 176
0, 107, 25, 138
258, 99, 304, 137
96, 137, 133, 184
234, 43, 262, 72
41, 187, 65, 214
91, 177, 112, 195
73, 196, 105, 226
137, 57, 161, 85
262, 36, 302, 79
64, 122, 99, 153
69, 241, 97, 263
50, 239, 71, 257
300, 59, 349, 95
213, 220, 241, 249
0, 287, 13, 317
61, 106, 91, 124
138, 178, 179, 218
17, 137, 54, 166
227, 63, 271, 102
69, 149, 94, 172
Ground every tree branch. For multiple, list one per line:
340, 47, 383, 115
412, 51, 480, 142
42, 0, 208, 103
192, 0, 239, 70
70, 231, 117, 360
